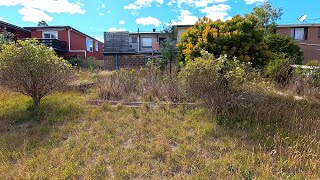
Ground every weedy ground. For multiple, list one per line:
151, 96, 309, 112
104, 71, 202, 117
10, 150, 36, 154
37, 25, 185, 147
0, 72, 320, 179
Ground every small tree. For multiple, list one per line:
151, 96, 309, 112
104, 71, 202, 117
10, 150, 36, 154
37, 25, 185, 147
38, 21, 48, 27
0, 29, 15, 47
0, 40, 71, 108
251, 1, 283, 34
158, 24, 178, 73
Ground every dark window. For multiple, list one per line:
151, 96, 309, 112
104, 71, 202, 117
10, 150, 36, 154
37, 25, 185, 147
132, 37, 137, 43
291, 27, 308, 40
318, 28, 320, 38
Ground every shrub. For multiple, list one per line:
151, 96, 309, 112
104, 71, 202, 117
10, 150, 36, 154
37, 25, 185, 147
307, 60, 320, 67
177, 15, 271, 67
0, 40, 71, 108
179, 51, 248, 113
265, 53, 292, 86
264, 34, 303, 64
67, 56, 100, 70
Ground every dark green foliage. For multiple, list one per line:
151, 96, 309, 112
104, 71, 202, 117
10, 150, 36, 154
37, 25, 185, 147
37, 21, 48, 27
67, 56, 100, 70
0, 29, 15, 47
264, 34, 303, 64
265, 53, 292, 85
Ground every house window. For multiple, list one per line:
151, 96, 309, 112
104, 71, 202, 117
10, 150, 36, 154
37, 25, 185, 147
86, 38, 93, 52
132, 37, 138, 43
42, 31, 58, 39
142, 37, 152, 48
95, 41, 99, 52
291, 28, 308, 40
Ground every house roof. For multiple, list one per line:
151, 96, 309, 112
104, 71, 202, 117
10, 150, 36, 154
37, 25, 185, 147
174, 25, 193, 28
277, 24, 320, 28
24, 26, 103, 43
129, 31, 162, 35
0, 20, 31, 33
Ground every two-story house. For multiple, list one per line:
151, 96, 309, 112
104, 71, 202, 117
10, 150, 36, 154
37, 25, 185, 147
0, 21, 103, 60
24, 26, 103, 60
0, 20, 30, 40
276, 24, 320, 63
129, 29, 167, 54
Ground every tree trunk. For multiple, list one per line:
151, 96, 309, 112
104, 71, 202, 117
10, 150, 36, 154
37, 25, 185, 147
32, 96, 41, 109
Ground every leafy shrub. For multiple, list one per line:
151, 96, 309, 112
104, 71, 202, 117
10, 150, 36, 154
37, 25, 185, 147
264, 34, 303, 64
265, 53, 292, 86
67, 56, 100, 70
177, 15, 271, 67
179, 51, 248, 113
307, 60, 320, 67
0, 40, 71, 107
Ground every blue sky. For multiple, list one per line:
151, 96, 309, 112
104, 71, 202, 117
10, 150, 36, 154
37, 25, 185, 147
0, 0, 319, 42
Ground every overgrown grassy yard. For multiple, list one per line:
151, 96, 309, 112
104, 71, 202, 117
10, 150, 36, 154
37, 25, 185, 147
0, 72, 320, 179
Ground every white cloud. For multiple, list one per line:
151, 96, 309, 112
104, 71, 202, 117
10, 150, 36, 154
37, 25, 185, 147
244, 0, 265, 4
119, 20, 126, 25
169, 0, 228, 8
0, 0, 85, 23
99, 13, 104, 16
200, 4, 231, 21
0, 17, 8, 22
136, 16, 161, 27
18, 7, 53, 23
101, 3, 105, 8
108, 27, 127, 32
124, 0, 163, 10
172, 10, 199, 25
94, 36, 104, 42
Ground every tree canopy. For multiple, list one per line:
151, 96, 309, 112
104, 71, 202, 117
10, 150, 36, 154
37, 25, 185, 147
38, 21, 48, 27
177, 15, 271, 67
251, 1, 283, 34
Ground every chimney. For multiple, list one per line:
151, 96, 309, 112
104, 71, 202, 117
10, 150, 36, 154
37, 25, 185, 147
153, 28, 156, 32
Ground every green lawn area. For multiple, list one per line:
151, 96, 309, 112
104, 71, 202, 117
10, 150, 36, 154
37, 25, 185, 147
0, 85, 319, 179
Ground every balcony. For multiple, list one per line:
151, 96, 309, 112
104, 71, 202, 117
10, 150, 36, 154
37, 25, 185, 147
36, 38, 68, 52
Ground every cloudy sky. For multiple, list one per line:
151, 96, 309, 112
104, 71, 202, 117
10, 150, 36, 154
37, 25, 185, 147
0, 0, 318, 41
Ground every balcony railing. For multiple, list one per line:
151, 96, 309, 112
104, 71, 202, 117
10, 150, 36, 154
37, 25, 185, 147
36, 38, 68, 52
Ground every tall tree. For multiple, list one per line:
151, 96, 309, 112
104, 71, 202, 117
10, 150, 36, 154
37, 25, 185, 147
38, 21, 48, 27
251, 1, 283, 34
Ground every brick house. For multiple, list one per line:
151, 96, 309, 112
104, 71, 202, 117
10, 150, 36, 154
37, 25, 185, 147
24, 26, 104, 60
0, 20, 31, 40
276, 24, 320, 64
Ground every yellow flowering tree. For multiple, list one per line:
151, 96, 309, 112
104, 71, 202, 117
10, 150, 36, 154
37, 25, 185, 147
177, 15, 271, 67
0, 40, 71, 108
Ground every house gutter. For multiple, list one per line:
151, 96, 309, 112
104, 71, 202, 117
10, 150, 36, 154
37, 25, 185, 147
67, 29, 87, 58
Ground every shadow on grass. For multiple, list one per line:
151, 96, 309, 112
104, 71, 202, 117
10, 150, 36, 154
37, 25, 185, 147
0, 92, 84, 165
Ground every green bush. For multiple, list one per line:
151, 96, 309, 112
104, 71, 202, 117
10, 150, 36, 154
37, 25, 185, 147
0, 40, 71, 107
177, 15, 271, 67
265, 53, 292, 85
179, 51, 248, 113
307, 60, 320, 67
264, 34, 303, 64
67, 56, 100, 70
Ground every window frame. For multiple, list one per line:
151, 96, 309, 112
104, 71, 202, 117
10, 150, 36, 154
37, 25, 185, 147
142, 37, 153, 48
42, 31, 58, 39
95, 41, 99, 52
291, 27, 308, 41
86, 38, 93, 52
